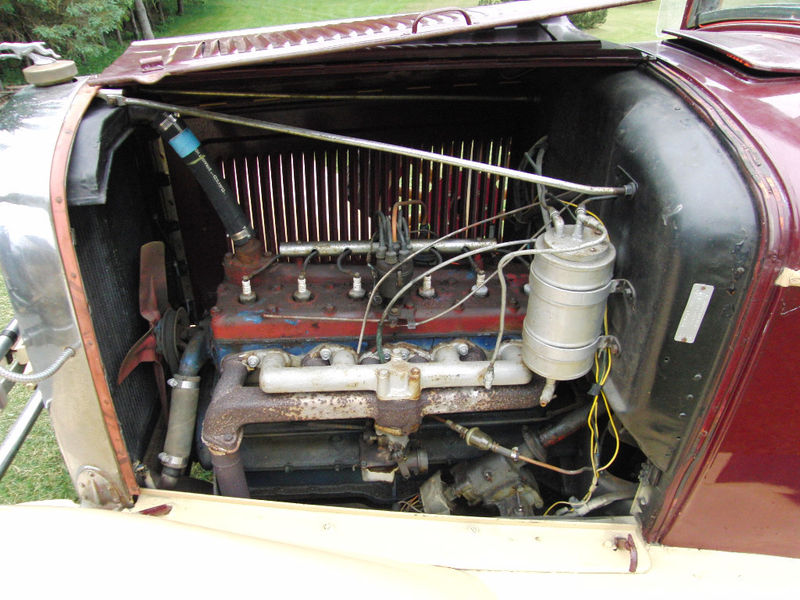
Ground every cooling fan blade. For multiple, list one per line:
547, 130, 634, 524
117, 242, 176, 410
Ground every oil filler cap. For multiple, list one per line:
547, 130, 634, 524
23, 59, 77, 87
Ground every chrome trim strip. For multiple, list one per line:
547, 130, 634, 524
0, 81, 133, 506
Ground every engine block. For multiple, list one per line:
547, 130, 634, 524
210, 262, 529, 357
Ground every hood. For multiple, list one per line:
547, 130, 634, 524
664, 27, 800, 74
94, 0, 649, 86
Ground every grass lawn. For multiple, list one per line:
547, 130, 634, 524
157, 0, 664, 43
590, 1, 664, 43
157, 0, 465, 37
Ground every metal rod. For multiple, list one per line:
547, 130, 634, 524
0, 319, 21, 410
0, 319, 19, 358
147, 89, 532, 103
260, 314, 380, 323
102, 93, 634, 197
0, 391, 44, 479
278, 237, 495, 257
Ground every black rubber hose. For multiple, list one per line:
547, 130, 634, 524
379, 213, 393, 251
398, 215, 411, 251
155, 113, 255, 247
212, 451, 250, 498
302, 248, 320, 274
538, 404, 593, 449
373, 211, 387, 250
243, 254, 282, 282
336, 248, 356, 277
464, 246, 480, 272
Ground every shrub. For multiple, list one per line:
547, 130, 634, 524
569, 9, 609, 30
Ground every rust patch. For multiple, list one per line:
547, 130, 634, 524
202, 354, 544, 454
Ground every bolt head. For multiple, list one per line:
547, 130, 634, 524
292, 289, 312, 302
417, 285, 436, 299
319, 348, 332, 361
239, 290, 257, 304
456, 343, 469, 357
245, 355, 260, 368
471, 284, 489, 298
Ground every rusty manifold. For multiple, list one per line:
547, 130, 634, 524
202, 357, 545, 455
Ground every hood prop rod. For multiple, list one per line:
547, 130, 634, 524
100, 92, 637, 198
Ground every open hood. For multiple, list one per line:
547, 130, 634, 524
94, 0, 648, 86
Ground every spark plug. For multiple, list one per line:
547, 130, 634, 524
293, 273, 312, 302
472, 269, 488, 298
418, 274, 436, 299
348, 273, 366, 299
239, 277, 257, 304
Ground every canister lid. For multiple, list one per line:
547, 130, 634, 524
540, 224, 610, 262
23, 60, 77, 87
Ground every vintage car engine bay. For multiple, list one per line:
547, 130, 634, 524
55, 19, 759, 524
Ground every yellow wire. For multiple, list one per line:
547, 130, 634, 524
544, 309, 621, 514
543, 500, 573, 516
587, 398, 597, 467
597, 390, 620, 472
553, 199, 605, 228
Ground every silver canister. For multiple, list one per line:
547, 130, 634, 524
522, 223, 615, 381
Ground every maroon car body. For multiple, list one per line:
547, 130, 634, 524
636, 17, 800, 557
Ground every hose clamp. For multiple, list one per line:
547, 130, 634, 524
167, 376, 200, 390
158, 452, 188, 470
157, 113, 180, 133
229, 226, 253, 243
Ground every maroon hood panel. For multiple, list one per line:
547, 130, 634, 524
94, 0, 646, 86
665, 27, 800, 73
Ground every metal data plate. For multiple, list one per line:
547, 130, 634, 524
674, 283, 714, 344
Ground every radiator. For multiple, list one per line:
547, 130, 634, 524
219, 137, 513, 255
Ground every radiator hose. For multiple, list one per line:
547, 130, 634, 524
155, 113, 255, 247
159, 322, 210, 489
